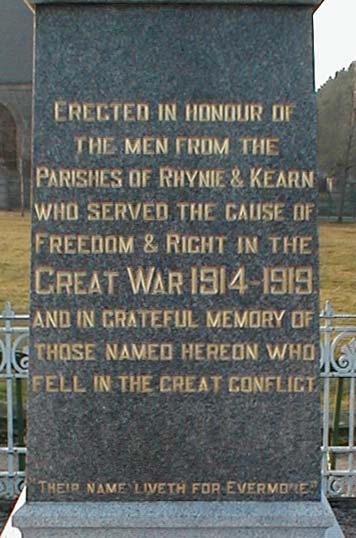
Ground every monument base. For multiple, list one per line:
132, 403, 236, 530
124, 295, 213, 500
14, 495, 344, 538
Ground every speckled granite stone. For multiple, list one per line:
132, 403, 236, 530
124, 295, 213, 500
21, 0, 327, 506
14, 496, 341, 538
14, 0, 345, 533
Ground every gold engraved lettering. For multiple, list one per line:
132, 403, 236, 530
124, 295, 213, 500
32, 375, 87, 393
101, 309, 198, 329
126, 267, 183, 295
263, 267, 313, 295
125, 137, 168, 155
191, 266, 224, 295
191, 266, 248, 296
177, 203, 216, 221
228, 376, 316, 393
160, 375, 222, 394
166, 234, 226, 254
74, 136, 116, 155
36, 167, 123, 188
250, 168, 314, 189
34, 268, 119, 296
87, 202, 168, 221
192, 483, 221, 495
236, 236, 259, 254
206, 310, 286, 329
185, 103, 263, 122
268, 236, 312, 254
38, 481, 80, 495
225, 203, 285, 222
35, 342, 96, 361
35, 233, 134, 255
118, 375, 153, 393
158, 103, 177, 121
226, 481, 309, 495
128, 169, 152, 188
240, 137, 279, 156
32, 310, 71, 328
54, 101, 149, 122
272, 103, 295, 122
134, 482, 186, 495
86, 482, 128, 494
266, 343, 315, 361
93, 375, 112, 392
106, 343, 173, 361
293, 203, 315, 221
290, 311, 314, 329
175, 137, 229, 155
159, 167, 225, 189
76, 310, 95, 328
181, 343, 258, 361
34, 202, 78, 221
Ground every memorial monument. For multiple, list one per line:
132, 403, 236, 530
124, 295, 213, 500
16, 0, 344, 536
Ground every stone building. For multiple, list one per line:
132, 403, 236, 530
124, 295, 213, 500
0, 0, 33, 210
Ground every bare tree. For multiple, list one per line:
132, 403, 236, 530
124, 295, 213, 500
338, 85, 356, 222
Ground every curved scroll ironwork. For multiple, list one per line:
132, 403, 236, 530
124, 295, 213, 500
11, 334, 29, 376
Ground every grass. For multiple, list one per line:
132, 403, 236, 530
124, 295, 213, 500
0, 212, 355, 314
0, 212, 30, 313
319, 223, 356, 313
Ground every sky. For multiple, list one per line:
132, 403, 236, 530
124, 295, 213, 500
314, 0, 356, 88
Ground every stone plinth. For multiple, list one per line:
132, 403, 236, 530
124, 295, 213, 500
15, 496, 342, 538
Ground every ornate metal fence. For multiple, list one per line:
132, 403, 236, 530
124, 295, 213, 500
0, 301, 355, 499
0, 303, 28, 498
321, 301, 356, 497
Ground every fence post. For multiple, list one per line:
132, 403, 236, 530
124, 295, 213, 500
3, 302, 15, 498
321, 300, 333, 495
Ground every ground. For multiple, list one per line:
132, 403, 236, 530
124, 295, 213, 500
319, 223, 356, 313
0, 212, 355, 314
0, 212, 30, 313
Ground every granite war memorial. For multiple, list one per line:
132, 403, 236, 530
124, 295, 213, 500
16, 0, 344, 536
